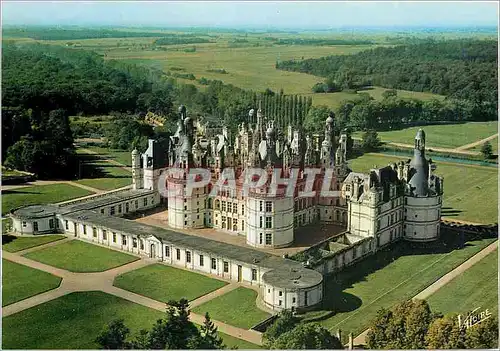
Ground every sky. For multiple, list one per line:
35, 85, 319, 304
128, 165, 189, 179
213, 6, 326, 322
2, 1, 499, 29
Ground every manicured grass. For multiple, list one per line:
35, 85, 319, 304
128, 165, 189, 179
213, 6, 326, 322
471, 135, 498, 155
2, 290, 260, 349
353, 122, 498, 149
314, 233, 497, 343
2, 291, 165, 349
114, 263, 228, 302
2, 183, 94, 215
349, 153, 498, 224
192, 287, 271, 329
83, 146, 132, 166
2, 259, 62, 306
24, 240, 139, 272
2, 234, 66, 252
427, 250, 498, 317
74, 149, 131, 190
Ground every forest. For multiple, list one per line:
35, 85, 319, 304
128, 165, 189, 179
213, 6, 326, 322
274, 38, 373, 46
2, 43, 312, 178
154, 36, 211, 46
2, 27, 168, 40
276, 39, 498, 120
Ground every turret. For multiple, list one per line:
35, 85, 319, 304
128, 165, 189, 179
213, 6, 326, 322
131, 149, 143, 190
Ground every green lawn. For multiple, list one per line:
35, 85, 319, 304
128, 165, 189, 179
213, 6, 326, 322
353, 122, 498, 149
2, 291, 260, 349
192, 287, 271, 329
2, 259, 62, 306
24, 240, 139, 272
114, 264, 228, 302
82, 146, 132, 166
312, 232, 496, 343
2, 234, 66, 252
349, 153, 498, 224
471, 135, 498, 155
427, 250, 498, 317
2, 183, 94, 215
74, 149, 131, 190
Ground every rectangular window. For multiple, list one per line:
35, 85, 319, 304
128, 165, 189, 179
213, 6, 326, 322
265, 216, 272, 229
118, 204, 122, 214
279, 300, 282, 306
241, 205, 245, 215
176, 249, 181, 260
93, 227, 97, 238
200, 255, 204, 266
221, 201, 226, 212
144, 198, 148, 206
252, 269, 257, 281
83, 225, 87, 235
259, 233, 263, 245
186, 251, 191, 263
65, 220, 69, 230
133, 238, 138, 248
125, 203, 129, 213
165, 246, 170, 257
110, 206, 115, 215
140, 239, 144, 250
233, 218, 238, 231
135, 200, 139, 208
122, 235, 127, 245
279, 291, 282, 296
103, 230, 107, 240
266, 201, 272, 212
292, 297, 296, 303
33, 222, 39, 231
221, 216, 226, 229
227, 202, 232, 213
22, 221, 26, 227
211, 258, 216, 270
233, 203, 238, 214
259, 201, 263, 212
223, 261, 229, 273
259, 216, 263, 228
241, 220, 245, 230
49, 218, 54, 229
265, 233, 272, 245
112, 232, 117, 243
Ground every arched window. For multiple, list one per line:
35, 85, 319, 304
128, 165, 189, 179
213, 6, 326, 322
215, 200, 220, 210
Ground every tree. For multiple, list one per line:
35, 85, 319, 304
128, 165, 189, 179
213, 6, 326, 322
95, 319, 131, 349
464, 317, 499, 349
382, 89, 398, 99
263, 310, 300, 347
361, 130, 381, 151
147, 299, 199, 349
304, 105, 332, 134
188, 313, 225, 349
271, 323, 342, 349
481, 141, 493, 159
426, 314, 466, 349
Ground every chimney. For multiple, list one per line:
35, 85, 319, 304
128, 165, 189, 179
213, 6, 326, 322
348, 332, 354, 350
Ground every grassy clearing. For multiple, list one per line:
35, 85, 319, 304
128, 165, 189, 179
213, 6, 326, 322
2, 259, 62, 306
114, 263, 228, 302
24, 240, 139, 272
315, 233, 496, 343
192, 287, 271, 329
471, 135, 498, 155
2, 234, 65, 252
74, 148, 131, 190
349, 153, 498, 224
2, 291, 164, 349
1, 290, 260, 349
79, 145, 132, 166
353, 122, 498, 149
427, 250, 498, 317
2, 183, 94, 215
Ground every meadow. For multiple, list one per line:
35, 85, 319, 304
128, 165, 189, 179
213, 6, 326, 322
349, 153, 498, 224
353, 121, 498, 149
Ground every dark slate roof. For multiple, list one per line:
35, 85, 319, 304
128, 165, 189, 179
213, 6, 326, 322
409, 149, 429, 196
11, 204, 59, 219
262, 265, 323, 289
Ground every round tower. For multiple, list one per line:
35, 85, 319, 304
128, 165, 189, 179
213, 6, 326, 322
404, 129, 441, 242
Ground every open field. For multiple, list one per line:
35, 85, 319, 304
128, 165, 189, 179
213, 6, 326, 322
471, 135, 499, 155
314, 233, 496, 343
2, 183, 94, 215
75, 148, 131, 190
2, 259, 62, 306
77, 145, 132, 166
2, 290, 260, 349
349, 153, 498, 224
24, 240, 139, 272
353, 122, 498, 149
427, 250, 498, 317
192, 287, 271, 329
114, 264, 228, 302
2, 234, 65, 253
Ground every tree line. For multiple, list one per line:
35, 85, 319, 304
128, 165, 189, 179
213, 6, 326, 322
276, 39, 498, 121
3, 27, 168, 40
